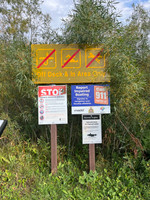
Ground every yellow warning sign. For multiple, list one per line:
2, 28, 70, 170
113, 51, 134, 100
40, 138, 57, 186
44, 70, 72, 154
31, 44, 110, 84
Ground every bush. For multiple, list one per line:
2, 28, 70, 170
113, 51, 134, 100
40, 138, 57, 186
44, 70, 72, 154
0, 129, 149, 200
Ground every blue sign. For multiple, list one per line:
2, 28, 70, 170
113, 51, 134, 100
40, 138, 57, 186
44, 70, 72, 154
71, 85, 110, 114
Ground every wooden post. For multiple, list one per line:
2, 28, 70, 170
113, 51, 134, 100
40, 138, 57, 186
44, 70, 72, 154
51, 124, 57, 174
89, 144, 95, 171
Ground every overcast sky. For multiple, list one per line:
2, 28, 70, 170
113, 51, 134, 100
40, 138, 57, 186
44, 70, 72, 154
41, 0, 150, 30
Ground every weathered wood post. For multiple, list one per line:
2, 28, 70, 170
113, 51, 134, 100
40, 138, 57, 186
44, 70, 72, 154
89, 144, 95, 171
51, 124, 57, 174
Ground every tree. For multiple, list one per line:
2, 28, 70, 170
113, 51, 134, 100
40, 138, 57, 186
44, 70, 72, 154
60, 0, 150, 157
61, 0, 120, 45
0, 0, 54, 139
0, 0, 54, 43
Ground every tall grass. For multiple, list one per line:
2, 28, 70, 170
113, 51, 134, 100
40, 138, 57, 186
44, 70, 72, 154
0, 117, 149, 199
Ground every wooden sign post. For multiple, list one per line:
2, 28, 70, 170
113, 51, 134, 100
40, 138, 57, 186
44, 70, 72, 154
38, 85, 67, 174
51, 124, 57, 174
89, 144, 95, 171
82, 114, 102, 172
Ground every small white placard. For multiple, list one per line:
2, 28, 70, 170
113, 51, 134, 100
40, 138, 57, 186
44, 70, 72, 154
82, 114, 102, 144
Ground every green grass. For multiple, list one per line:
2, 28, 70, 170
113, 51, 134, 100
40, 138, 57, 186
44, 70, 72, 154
0, 120, 150, 199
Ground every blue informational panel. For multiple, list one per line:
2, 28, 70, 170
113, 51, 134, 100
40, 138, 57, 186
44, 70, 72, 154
71, 85, 110, 114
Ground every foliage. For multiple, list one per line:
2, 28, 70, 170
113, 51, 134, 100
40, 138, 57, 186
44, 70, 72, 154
0, 0, 149, 155
0, 129, 149, 199
0, 0, 54, 43
60, 0, 150, 157
0, 0, 56, 138
0, 1, 150, 199
0, 118, 51, 199
0, 40, 40, 137
61, 0, 120, 45
102, 4, 150, 156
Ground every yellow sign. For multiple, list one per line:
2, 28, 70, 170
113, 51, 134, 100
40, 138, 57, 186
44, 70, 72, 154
31, 44, 110, 84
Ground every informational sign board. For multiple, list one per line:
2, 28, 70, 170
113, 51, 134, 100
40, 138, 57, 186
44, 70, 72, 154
71, 85, 110, 114
32, 44, 110, 84
82, 115, 102, 144
0, 120, 8, 136
38, 85, 68, 125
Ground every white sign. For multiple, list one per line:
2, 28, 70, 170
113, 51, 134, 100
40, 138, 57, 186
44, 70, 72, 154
0, 120, 3, 127
82, 114, 102, 144
0, 120, 8, 136
38, 85, 68, 125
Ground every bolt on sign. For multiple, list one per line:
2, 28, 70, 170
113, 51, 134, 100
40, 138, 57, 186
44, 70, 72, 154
31, 44, 110, 84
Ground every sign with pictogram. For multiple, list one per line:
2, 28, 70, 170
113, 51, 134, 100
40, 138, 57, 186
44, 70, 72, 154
36, 49, 56, 69
38, 85, 68, 125
71, 84, 110, 114
61, 48, 81, 68
85, 48, 105, 68
32, 44, 110, 84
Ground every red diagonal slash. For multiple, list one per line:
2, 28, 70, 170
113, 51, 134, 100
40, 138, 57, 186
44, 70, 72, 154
86, 49, 104, 68
37, 49, 56, 68
62, 49, 80, 68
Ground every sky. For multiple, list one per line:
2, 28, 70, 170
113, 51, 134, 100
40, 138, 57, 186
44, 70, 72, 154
41, 0, 150, 30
